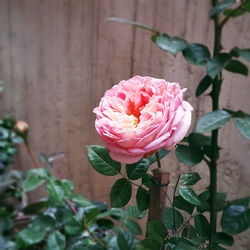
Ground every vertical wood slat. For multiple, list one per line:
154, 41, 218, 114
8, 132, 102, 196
148, 168, 170, 222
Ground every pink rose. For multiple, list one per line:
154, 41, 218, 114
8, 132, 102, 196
94, 76, 193, 164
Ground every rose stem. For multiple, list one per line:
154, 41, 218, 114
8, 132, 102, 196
155, 152, 162, 168
209, 0, 222, 244
172, 174, 181, 235
24, 140, 40, 169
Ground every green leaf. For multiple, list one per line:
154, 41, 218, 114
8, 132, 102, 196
212, 232, 234, 246
136, 238, 162, 250
84, 208, 100, 227
206, 53, 232, 79
182, 225, 197, 238
221, 205, 250, 234
71, 194, 92, 207
172, 240, 197, 250
146, 220, 167, 243
196, 110, 231, 133
235, 117, 250, 140
179, 186, 203, 207
225, 59, 248, 76
97, 208, 124, 220
167, 236, 196, 249
234, 48, 250, 61
183, 43, 210, 65
47, 180, 65, 203
147, 148, 170, 164
194, 214, 209, 237
229, 197, 249, 207
54, 206, 72, 225
224, 7, 247, 17
164, 207, 184, 230
181, 172, 201, 186
136, 187, 150, 211
175, 145, 204, 166
31, 214, 56, 231
196, 75, 213, 97
124, 219, 142, 235
174, 195, 194, 215
107, 17, 157, 33
87, 145, 121, 176
64, 219, 82, 236
38, 152, 48, 164
197, 191, 226, 212
23, 176, 45, 192
141, 174, 153, 188
125, 205, 147, 219
18, 227, 46, 246
155, 34, 188, 55
47, 231, 66, 250
117, 228, 134, 250
110, 178, 132, 207
126, 158, 150, 180
188, 133, 211, 146
60, 179, 74, 196
23, 201, 48, 215
96, 218, 114, 230
210, 0, 236, 17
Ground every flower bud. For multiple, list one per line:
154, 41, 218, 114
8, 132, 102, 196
15, 121, 29, 135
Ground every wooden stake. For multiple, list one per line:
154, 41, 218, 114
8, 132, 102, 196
148, 168, 170, 222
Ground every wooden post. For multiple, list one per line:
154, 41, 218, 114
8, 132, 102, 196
148, 168, 170, 222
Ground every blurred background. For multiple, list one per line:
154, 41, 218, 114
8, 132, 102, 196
0, 1, 249, 248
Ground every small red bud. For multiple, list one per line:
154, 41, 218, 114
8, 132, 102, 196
15, 121, 29, 134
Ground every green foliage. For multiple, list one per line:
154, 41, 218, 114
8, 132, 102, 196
155, 34, 188, 56
180, 172, 201, 186
196, 110, 231, 133
0, 117, 23, 172
107, 17, 157, 33
87, 145, 121, 176
224, 59, 248, 76
224, 1, 250, 18
126, 158, 150, 180
233, 48, 250, 61
110, 178, 132, 207
183, 43, 211, 66
235, 117, 250, 140
175, 145, 204, 166
179, 186, 204, 207
206, 53, 232, 78
164, 207, 184, 230
195, 75, 213, 97
212, 232, 234, 246
124, 219, 142, 235
174, 195, 194, 215
210, 0, 236, 17
136, 186, 150, 211
221, 205, 250, 234
194, 214, 209, 237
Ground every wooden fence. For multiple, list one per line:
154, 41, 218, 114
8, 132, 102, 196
0, 1, 249, 248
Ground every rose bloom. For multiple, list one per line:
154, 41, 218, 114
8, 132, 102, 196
94, 76, 193, 164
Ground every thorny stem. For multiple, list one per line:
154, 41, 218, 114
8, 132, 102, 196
172, 174, 181, 235
210, 0, 223, 245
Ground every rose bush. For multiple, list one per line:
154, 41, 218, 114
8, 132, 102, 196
94, 76, 193, 164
